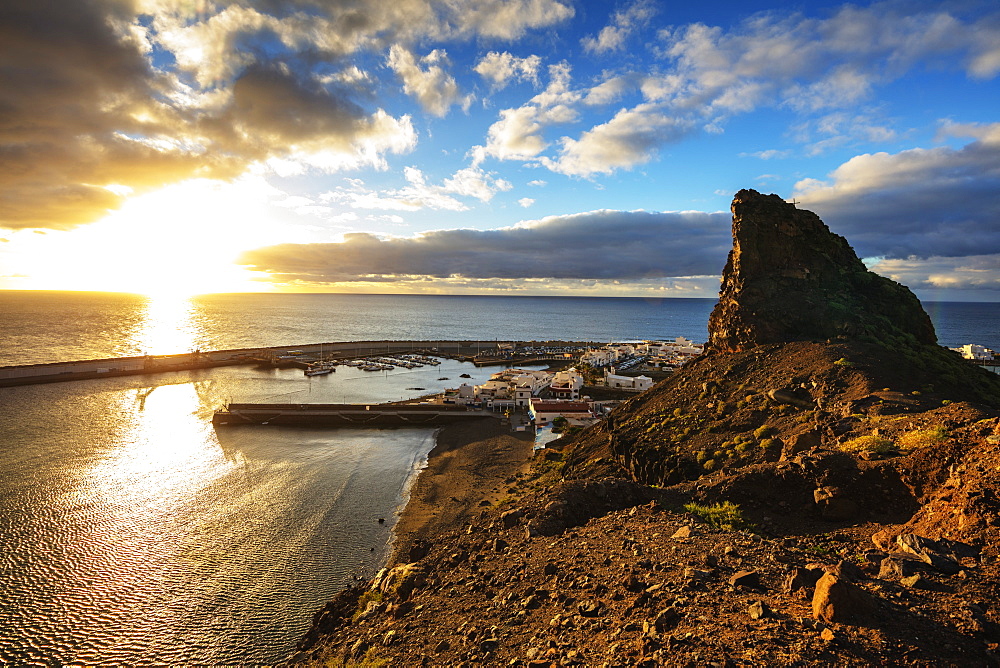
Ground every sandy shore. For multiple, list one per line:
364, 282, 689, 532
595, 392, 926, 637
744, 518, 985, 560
391, 416, 536, 563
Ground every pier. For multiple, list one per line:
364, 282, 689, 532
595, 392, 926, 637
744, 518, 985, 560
213, 402, 496, 427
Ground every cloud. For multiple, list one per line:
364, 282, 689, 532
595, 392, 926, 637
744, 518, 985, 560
474, 51, 542, 89
238, 209, 730, 284
518, 198, 535, 207
869, 255, 1000, 294
545, 104, 695, 176
742, 149, 791, 160
637, 2, 1000, 139
387, 46, 471, 116
476, 62, 580, 162
581, 0, 657, 54
321, 165, 512, 213
471, 2, 1000, 179
0, 0, 572, 231
793, 123, 1000, 260
583, 74, 642, 106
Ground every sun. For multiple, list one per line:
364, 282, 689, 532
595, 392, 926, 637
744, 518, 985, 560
7, 178, 290, 296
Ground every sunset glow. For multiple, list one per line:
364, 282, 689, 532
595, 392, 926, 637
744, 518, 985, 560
2, 179, 290, 296
2, 0, 999, 299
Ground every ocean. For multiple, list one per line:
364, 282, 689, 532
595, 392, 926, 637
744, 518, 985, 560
0, 291, 997, 664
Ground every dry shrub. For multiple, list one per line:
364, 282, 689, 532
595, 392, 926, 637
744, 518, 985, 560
840, 433, 894, 454
897, 426, 947, 451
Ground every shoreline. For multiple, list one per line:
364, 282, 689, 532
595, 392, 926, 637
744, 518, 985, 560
389, 415, 537, 565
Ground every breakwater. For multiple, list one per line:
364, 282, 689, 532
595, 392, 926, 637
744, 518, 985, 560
213, 402, 496, 427
0, 339, 598, 387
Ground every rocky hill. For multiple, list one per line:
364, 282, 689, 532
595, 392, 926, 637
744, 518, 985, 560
287, 191, 1000, 666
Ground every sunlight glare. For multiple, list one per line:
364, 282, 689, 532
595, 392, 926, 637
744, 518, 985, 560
136, 293, 200, 356
6, 178, 293, 296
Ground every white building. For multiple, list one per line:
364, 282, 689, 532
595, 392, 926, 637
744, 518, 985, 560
604, 367, 654, 392
549, 367, 585, 400
954, 344, 995, 361
473, 367, 553, 406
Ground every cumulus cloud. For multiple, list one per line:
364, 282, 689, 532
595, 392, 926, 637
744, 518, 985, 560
471, 2, 1000, 178
581, 0, 656, 54
476, 62, 580, 162
793, 124, 1000, 260
387, 46, 471, 116
238, 209, 730, 284
546, 105, 695, 176
0, 0, 572, 230
474, 51, 542, 89
652, 3, 1000, 115
321, 165, 512, 213
518, 198, 535, 207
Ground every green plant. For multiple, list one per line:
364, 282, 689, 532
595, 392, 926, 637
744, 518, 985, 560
351, 590, 384, 622
840, 433, 894, 455
942, 399, 953, 406
702, 458, 717, 471
897, 426, 947, 451
683, 501, 754, 531
753, 425, 773, 439
758, 438, 776, 450
833, 358, 853, 367
333, 647, 391, 668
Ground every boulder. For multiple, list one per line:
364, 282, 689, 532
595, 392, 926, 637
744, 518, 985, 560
371, 562, 426, 602
784, 567, 824, 595
812, 573, 874, 624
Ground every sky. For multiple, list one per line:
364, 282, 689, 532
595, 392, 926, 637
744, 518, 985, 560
1, 0, 999, 300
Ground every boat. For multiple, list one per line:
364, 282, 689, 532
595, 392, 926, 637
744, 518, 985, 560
305, 362, 335, 376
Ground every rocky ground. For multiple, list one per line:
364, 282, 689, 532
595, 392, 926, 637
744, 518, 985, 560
289, 432, 1000, 666
284, 190, 1000, 666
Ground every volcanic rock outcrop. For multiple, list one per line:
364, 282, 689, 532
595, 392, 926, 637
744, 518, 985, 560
708, 189, 936, 352
564, 190, 1000, 489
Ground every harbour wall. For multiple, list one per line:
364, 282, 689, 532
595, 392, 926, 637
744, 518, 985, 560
0, 339, 599, 387
213, 402, 497, 427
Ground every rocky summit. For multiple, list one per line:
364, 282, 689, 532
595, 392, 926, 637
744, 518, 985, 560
289, 192, 1000, 667
708, 189, 935, 352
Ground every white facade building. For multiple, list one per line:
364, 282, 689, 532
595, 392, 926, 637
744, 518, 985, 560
549, 367, 585, 399
604, 368, 654, 392
954, 344, 995, 361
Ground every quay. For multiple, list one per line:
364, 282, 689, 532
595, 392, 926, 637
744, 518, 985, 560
213, 402, 496, 427
0, 339, 601, 388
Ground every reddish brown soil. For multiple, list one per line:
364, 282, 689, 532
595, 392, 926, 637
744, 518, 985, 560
286, 340, 1000, 667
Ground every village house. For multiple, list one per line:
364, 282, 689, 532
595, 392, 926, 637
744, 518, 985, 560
528, 398, 595, 426
472, 368, 553, 407
604, 367, 654, 392
548, 367, 585, 400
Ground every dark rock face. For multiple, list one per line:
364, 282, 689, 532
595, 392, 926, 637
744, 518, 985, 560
708, 189, 936, 352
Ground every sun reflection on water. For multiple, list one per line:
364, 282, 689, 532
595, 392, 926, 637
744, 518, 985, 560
87, 383, 234, 516
135, 294, 200, 357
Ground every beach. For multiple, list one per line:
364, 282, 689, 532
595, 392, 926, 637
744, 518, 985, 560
391, 417, 537, 563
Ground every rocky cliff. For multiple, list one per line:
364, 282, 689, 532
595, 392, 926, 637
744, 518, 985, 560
708, 189, 936, 352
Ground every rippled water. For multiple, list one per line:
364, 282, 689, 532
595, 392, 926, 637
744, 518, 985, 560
0, 291, 996, 663
0, 360, 520, 664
